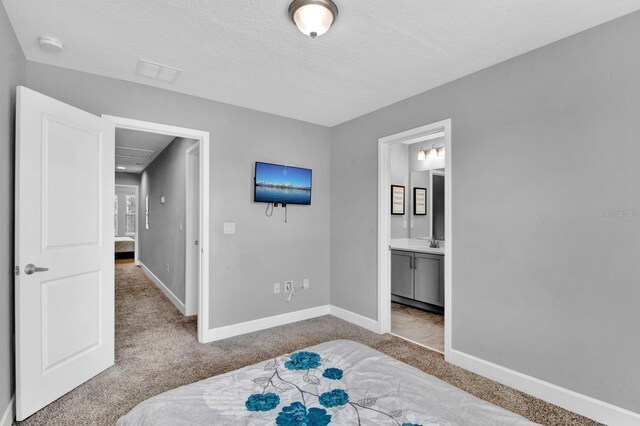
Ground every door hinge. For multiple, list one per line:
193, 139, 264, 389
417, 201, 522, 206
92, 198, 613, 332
14, 265, 19, 276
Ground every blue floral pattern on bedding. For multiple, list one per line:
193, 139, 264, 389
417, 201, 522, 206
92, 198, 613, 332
322, 368, 343, 380
244, 351, 422, 425
318, 389, 349, 408
245, 393, 281, 412
284, 351, 322, 370
276, 402, 331, 426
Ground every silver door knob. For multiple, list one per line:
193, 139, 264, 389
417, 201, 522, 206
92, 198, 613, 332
24, 264, 49, 275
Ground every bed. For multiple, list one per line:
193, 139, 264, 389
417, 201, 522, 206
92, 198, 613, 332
117, 340, 536, 425
114, 236, 135, 259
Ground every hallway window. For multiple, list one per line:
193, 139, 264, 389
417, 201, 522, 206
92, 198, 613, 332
125, 195, 136, 235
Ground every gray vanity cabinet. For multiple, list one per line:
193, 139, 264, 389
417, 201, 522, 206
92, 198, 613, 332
391, 251, 414, 299
414, 253, 444, 307
391, 249, 444, 311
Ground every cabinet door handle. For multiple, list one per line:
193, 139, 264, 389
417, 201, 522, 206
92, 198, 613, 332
409, 257, 413, 269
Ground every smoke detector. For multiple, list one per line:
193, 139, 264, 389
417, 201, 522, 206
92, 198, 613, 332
38, 36, 64, 52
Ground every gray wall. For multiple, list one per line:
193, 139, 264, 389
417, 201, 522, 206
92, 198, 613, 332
390, 143, 409, 238
115, 171, 141, 186
24, 61, 331, 329
331, 11, 640, 412
139, 137, 196, 303
0, 4, 24, 416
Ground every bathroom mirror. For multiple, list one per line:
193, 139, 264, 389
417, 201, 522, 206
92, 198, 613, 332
409, 168, 445, 240
431, 169, 445, 241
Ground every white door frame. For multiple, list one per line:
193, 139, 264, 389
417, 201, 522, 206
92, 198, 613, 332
377, 118, 452, 359
103, 115, 211, 343
114, 184, 140, 265
185, 142, 200, 316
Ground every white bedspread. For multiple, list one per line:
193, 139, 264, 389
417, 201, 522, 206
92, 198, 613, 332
117, 340, 537, 425
114, 236, 135, 253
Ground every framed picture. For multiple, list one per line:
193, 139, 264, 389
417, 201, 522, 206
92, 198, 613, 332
413, 187, 427, 215
391, 185, 405, 215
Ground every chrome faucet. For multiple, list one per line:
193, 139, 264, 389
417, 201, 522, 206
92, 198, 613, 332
430, 239, 439, 248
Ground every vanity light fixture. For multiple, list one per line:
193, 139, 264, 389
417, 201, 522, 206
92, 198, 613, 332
417, 145, 444, 160
289, 0, 339, 38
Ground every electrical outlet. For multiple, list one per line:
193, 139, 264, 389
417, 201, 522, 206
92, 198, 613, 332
303, 278, 309, 289
403, 220, 407, 229
284, 281, 293, 293
273, 282, 281, 294
223, 222, 236, 234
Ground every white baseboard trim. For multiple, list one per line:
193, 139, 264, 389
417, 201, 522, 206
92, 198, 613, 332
448, 349, 640, 425
201, 304, 382, 343
204, 305, 331, 342
329, 305, 380, 334
139, 262, 186, 315
0, 394, 14, 426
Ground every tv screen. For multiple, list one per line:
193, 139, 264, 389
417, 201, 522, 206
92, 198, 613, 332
254, 162, 312, 205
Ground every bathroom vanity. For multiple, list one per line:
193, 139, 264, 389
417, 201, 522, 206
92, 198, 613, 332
390, 239, 444, 313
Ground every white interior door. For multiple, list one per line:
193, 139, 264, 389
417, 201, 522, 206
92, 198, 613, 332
15, 86, 115, 420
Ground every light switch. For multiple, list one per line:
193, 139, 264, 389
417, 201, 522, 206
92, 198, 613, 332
160, 196, 166, 204
223, 222, 236, 234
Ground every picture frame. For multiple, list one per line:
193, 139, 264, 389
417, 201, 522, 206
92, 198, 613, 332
391, 185, 405, 215
413, 187, 427, 215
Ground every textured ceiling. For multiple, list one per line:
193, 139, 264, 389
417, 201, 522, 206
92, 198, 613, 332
115, 129, 174, 173
4, 0, 640, 126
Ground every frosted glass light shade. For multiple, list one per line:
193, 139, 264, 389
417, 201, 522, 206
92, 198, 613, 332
289, 0, 338, 38
426, 146, 437, 159
417, 149, 426, 161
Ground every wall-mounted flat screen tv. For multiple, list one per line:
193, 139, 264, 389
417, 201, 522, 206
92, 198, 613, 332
254, 162, 312, 205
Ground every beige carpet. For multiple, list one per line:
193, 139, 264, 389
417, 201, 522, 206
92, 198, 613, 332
18, 263, 599, 425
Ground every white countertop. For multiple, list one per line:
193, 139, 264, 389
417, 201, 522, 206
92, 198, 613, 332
390, 238, 445, 255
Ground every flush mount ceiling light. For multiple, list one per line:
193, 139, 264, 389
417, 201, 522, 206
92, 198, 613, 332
289, 0, 338, 39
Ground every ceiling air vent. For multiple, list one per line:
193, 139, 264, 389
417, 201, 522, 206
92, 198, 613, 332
135, 59, 181, 83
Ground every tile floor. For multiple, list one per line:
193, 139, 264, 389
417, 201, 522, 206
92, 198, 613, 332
391, 302, 444, 352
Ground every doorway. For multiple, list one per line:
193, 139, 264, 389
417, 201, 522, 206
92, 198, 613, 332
105, 115, 210, 343
377, 119, 452, 358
